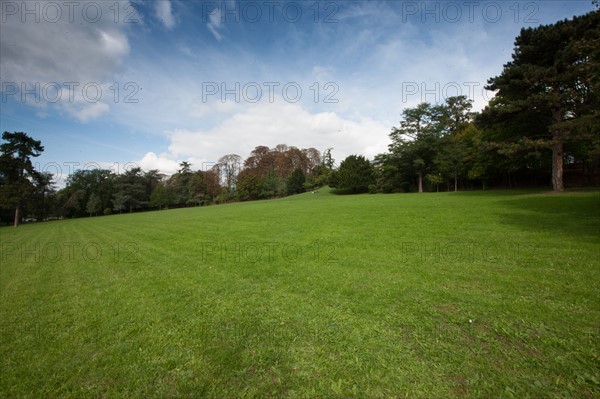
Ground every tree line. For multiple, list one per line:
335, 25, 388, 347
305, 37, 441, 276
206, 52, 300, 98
331, 10, 599, 194
0, 139, 333, 225
1, 10, 598, 226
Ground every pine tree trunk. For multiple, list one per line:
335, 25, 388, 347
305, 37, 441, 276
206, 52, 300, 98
550, 108, 564, 192
552, 139, 564, 192
418, 171, 423, 193
13, 203, 21, 227
552, 131, 564, 192
454, 176, 458, 192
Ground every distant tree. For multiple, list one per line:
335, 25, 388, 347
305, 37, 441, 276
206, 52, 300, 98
287, 168, 306, 195
63, 189, 86, 217
85, 193, 102, 216
29, 171, 56, 221
389, 103, 441, 192
237, 168, 265, 201
435, 133, 468, 192
144, 169, 163, 197
277, 146, 309, 177
0, 132, 44, 226
304, 147, 322, 173
373, 152, 403, 193
113, 167, 147, 213
203, 167, 222, 200
149, 183, 170, 210
179, 161, 192, 175
59, 169, 115, 217
217, 154, 242, 194
322, 148, 335, 170
167, 162, 193, 206
188, 171, 207, 205
426, 173, 444, 192
435, 96, 475, 134
332, 155, 375, 194
112, 191, 127, 214
309, 148, 334, 187
261, 169, 285, 198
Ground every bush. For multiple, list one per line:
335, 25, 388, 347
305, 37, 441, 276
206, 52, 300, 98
382, 184, 394, 194
332, 155, 375, 194
287, 169, 306, 195
368, 184, 377, 194
103, 208, 112, 216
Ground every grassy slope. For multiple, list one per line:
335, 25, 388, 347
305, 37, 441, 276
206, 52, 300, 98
1, 189, 599, 398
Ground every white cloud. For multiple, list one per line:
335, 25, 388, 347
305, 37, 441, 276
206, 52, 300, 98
138, 152, 181, 175
207, 8, 223, 41
142, 100, 390, 175
0, 1, 133, 122
155, 1, 176, 29
66, 101, 110, 123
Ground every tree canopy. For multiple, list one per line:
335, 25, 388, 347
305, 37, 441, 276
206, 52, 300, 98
0, 132, 45, 226
480, 11, 600, 191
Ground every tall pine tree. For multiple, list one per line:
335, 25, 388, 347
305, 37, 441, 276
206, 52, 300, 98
482, 11, 600, 191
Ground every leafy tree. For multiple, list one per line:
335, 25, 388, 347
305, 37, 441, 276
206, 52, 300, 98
203, 167, 222, 200
217, 154, 242, 194
287, 168, 306, 195
150, 183, 170, 210
426, 173, 444, 192
112, 191, 128, 214
303, 147, 322, 173
261, 169, 285, 198
389, 103, 441, 192
86, 193, 102, 216
167, 162, 193, 206
0, 132, 44, 226
435, 132, 468, 191
435, 96, 475, 134
237, 168, 265, 201
144, 169, 163, 197
188, 171, 207, 205
29, 172, 56, 221
482, 11, 600, 191
63, 189, 86, 217
239, 145, 318, 199
331, 155, 375, 194
322, 147, 335, 170
60, 169, 115, 217
113, 167, 147, 213
373, 153, 403, 193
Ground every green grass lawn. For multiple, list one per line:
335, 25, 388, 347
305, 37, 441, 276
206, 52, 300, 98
1, 189, 599, 398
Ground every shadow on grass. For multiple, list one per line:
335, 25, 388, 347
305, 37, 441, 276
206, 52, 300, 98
497, 192, 600, 241
330, 188, 369, 195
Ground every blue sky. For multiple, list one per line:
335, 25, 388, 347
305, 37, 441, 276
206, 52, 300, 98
0, 0, 595, 184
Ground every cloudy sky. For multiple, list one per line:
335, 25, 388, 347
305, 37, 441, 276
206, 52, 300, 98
0, 0, 594, 183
